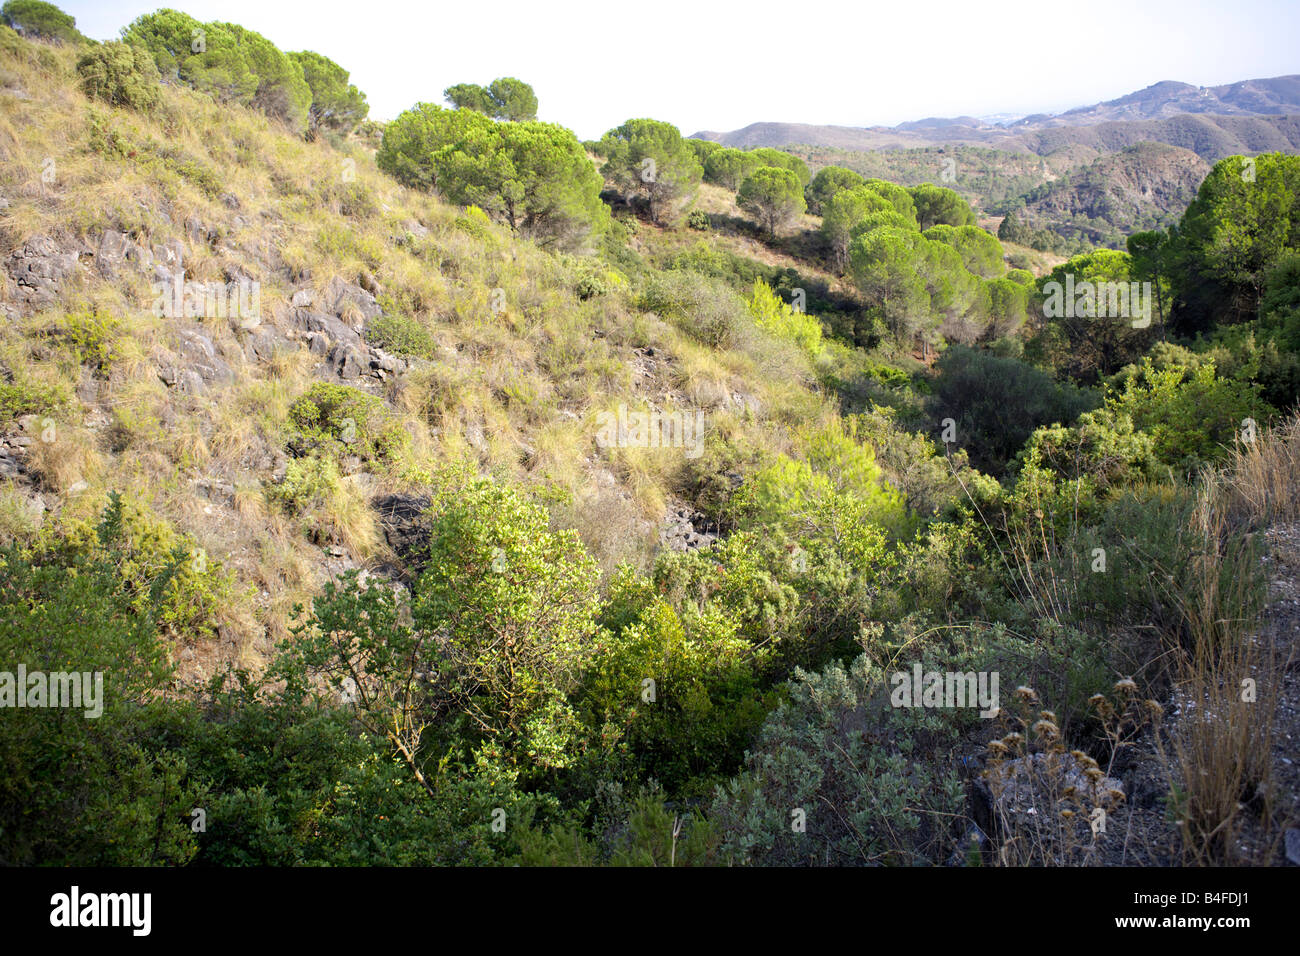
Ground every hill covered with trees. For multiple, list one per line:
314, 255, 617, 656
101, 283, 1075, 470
1, 2, 1298, 870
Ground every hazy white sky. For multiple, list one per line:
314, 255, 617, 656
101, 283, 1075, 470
60, 0, 1300, 140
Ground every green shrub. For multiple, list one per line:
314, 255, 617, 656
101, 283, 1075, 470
638, 270, 749, 348
0, 373, 67, 423
710, 652, 969, 866
365, 315, 435, 359
686, 209, 710, 231
76, 41, 161, 111
286, 382, 409, 463
61, 308, 120, 373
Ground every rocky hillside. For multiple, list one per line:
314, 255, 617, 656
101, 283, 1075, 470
1014, 142, 1212, 247
0, 27, 834, 680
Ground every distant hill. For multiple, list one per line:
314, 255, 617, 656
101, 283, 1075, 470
1015, 142, 1212, 247
692, 75, 1300, 162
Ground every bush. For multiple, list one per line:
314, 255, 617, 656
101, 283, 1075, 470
929, 346, 1099, 475
286, 382, 409, 463
710, 653, 969, 866
365, 315, 435, 359
76, 41, 161, 111
0, 372, 67, 423
686, 209, 710, 231
638, 270, 749, 348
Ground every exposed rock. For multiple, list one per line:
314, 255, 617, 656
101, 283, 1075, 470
325, 275, 382, 324
6, 234, 81, 308
329, 343, 367, 379
290, 288, 314, 308
176, 329, 233, 383
291, 307, 361, 347
373, 492, 434, 568
660, 504, 718, 552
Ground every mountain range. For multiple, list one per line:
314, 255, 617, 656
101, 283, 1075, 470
693, 74, 1300, 161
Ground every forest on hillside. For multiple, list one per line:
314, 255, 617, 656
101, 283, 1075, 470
0, 1, 1298, 874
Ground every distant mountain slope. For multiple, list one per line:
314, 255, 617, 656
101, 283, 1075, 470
692, 74, 1300, 161
1015, 142, 1212, 247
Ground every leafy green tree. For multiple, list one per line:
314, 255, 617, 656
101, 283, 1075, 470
849, 226, 930, 345
488, 76, 538, 120
598, 118, 703, 224
985, 275, 1031, 338
378, 103, 606, 248
686, 137, 723, 165
289, 50, 368, 137
288, 477, 601, 780
123, 11, 310, 133
910, 182, 976, 229
998, 208, 1033, 244
738, 166, 806, 238
749, 147, 810, 185
444, 77, 538, 120
860, 178, 918, 223
929, 346, 1100, 475
0, 497, 200, 865
805, 164, 865, 214
444, 82, 494, 114
703, 147, 760, 190
1104, 357, 1272, 469
1030, 249, 1153, 381
76, 40, 161, 111
924, 223, 1004, 278
1169, 152, 1300, 332
1, 0, 82, 43
821, 185, 893, 271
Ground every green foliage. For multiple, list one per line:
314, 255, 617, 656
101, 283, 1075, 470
747, 278, 823, 356
288, 477, 601, 776
444, 77, 538, 121
923, 223, 1004, 279
36, 492, 239, 641
737, 166, 806, 238
582, 566, 769, 797
1, 0, 82, 43
930, 345, 1100, 475
286, 382, 409, 463
1104, 357, 1272, 470
639, 269, 749, 348
1169, 152, 1300, 332
710, 653, 968, 865
365, 314, 435, 359
747, 147, 810, 186
0, 370, 67, 423
805, 164, 866, 214
288, 50, 368, 137
910, 182, 976, 229
1029, 248, 1153, 381
598, 118, 703, 224
703, 147, 760, 191
60, 308, 119, 373
76, 41, 161, 111
123, 10, 311, 133
377, 103, 606, 248
820, 185, 896, 271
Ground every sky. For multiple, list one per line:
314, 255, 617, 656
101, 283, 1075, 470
60, 0, 1300, 141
